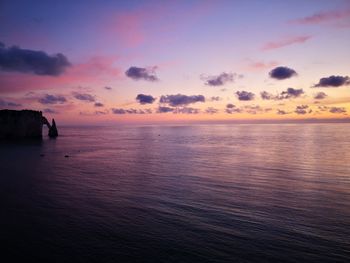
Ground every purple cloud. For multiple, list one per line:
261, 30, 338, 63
243, 105, 270, 114
205, 107, 219, 114
160, 94, 205, 106
157, 106, 174, 113
314, 92, 327, 100
38, 94, 66, 104
201, 72, 240, 86
226, 104, 241, 114
43, 108, 59, 114
329, 107, 347, 114
295, 105, 309, 115
314, 75, 350, 88
136, 94, 156, 104
0, 98, 21, 107
112, 108, 152, 114
277, 109, 289, 115
269, 66, 297, 80
94, 102, 104, 107
125, 66, 158, 81
73, 92, 95, 102
261, 88, 304, 100
173, 107, 200, 114
281, 88, 304, 98
0, 42, 70, 76
235, 91, 255, 101
210, 96, 221, 101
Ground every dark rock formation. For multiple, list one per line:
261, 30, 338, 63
0, 109, 58, 139
48, 119, 58, 138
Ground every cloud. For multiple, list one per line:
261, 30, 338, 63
295, 105, 309, 115
73, 92, 95, 102
277, 109, 289, 115
313, 75, 350, 87
269, 66, 297, 80
157, 106, 174, 113
295, 109, 307, 115
226, 104, 241, 114
318, 106, 329, 112
38, 94, 66, 104
242, 105, 271, 115
290, 9, 350, 25
112, 108, 152, 114
103, 2, 217, 50
104, 86, 112, 90
0, 42, 70, 76
261, 36, 311, 51
281, 88, 304, 98
247, 60, 278, 71
136, 94, 156, 104
209, 96, 221, 101
0, 55, 121, 93
43, 108, 59, 114
235, 91, 255, 101
0, 98, 21, 107
329, 107, 347, 114
205, 107, 219, 114
159, 94, 205, 106
111, 108, 126, 114
244, 106, 260, 114
201, 72, 240, 86
260, 91, 276, 100
95, 111, 108, 115
260, 88, 304, 100
314, 92, 327, 100
226, 108, 241, 114
173, 107, 200, 114
94, 102, 104, 107
125, 66, 158, 81
80, 110, 109, 116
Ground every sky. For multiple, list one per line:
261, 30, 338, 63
0, 0, 350, 124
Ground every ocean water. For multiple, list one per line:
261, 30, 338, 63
1, 124, 350, 262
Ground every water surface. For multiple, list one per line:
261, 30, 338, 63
1, 124, 350, 262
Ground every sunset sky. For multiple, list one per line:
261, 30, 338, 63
1, 0, 350, 124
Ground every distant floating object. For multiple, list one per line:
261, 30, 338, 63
64, 155, 69, 158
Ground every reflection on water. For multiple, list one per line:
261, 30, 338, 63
1, 124, 350, 262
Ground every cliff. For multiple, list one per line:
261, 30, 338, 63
0, 110, 58, 139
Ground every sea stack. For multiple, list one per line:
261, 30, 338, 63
48, 119, 58, 138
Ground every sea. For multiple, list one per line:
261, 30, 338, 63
1, 124, 350, 262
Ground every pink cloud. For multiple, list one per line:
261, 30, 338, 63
261, 35, 311, 51
246, 60, 279, 71
290, 9, 350, 25
0, 56, 121, 93
103, 1, 215, 48
107, 11, 147, 47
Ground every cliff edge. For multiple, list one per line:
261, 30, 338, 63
0, 109, 58, 139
